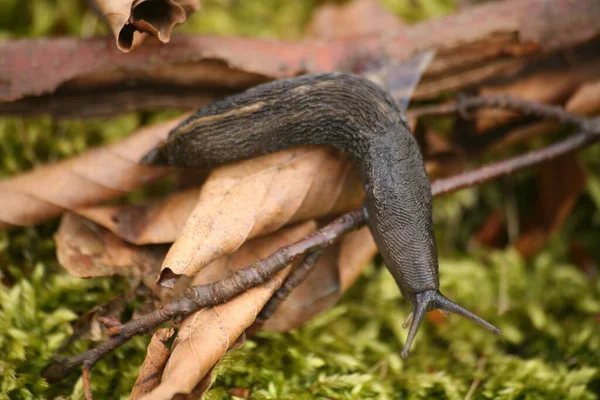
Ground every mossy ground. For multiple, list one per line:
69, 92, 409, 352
1, 1, 599, 399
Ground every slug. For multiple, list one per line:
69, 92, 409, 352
141, 72, 501, 357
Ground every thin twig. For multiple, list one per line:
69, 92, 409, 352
430, 122, 599, 196
43, 210, 365, 382
409, 95, 593, 131
256, 250, 324, 323
55, 285, 151, 354
82, 367, 93, 400
45, 97, 599, 388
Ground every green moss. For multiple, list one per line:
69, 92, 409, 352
0, 115, 139, 178
203, 247, 599, 399
1, 1, 599, 399
381, 0, 456, 23
182, 0, 317, 39
0, 232, 150, 400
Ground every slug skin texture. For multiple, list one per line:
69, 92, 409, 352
141, 73, 501, 357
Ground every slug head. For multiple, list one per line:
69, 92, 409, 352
400, 290, 501, 359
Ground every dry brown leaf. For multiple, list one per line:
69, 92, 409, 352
569, 240, 598, 279
473, 155, 586, 256
264, 226, 377, 332
157, 146, 363, 285
139, 221, 316, 399
515, 153, 586, 257
89, 0, 200, 52
76, 188, 200, 245
0, 117, 184, 231
4, 0, 599, 110
54, 213, 167, 299
176, 367, 216, 400
131, 328, 176, 400
473, 211, 505, 247
566, 78, 600, 115
75, 146, 363, 248
307, 0, 403, 39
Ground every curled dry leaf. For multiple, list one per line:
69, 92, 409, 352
157, 146, 363, 285
264, 226, 377, 332
140, 221, 316, 400
0, 117, 185, 231
89, 0, 200, 52
130, 328, 175, 400
55, 213, 167, 297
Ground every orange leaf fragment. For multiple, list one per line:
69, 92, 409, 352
130, 328, 175, 400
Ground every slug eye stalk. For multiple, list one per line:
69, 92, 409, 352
400, 290, 501, 359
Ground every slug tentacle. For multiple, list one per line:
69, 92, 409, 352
400, 290, 501, 358
140, 73, 501, 357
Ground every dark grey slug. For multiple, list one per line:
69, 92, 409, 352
140, 72, 501, 357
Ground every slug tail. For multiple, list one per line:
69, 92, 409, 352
400, 290, 501, 359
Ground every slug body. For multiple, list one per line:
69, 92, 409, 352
142, 73, 500, 357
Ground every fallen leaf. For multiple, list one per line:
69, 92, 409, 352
130, 328, 175, 400
4, 0, 598, 110
566, 78, 600, 115
76, 188, 201, 245
177, 367, 216, 400
89, 0, 200, 52
76, 147, 363, 249
157, 146, 363, 285
338, 227, 379, 292
139, 221, 316, 399
54, 213, 167, 298
474, 211, 505, 247
264, 226, 377, 332
0, 117, 184, 230
515, 153, 586, 257
569, 240, 598, 279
